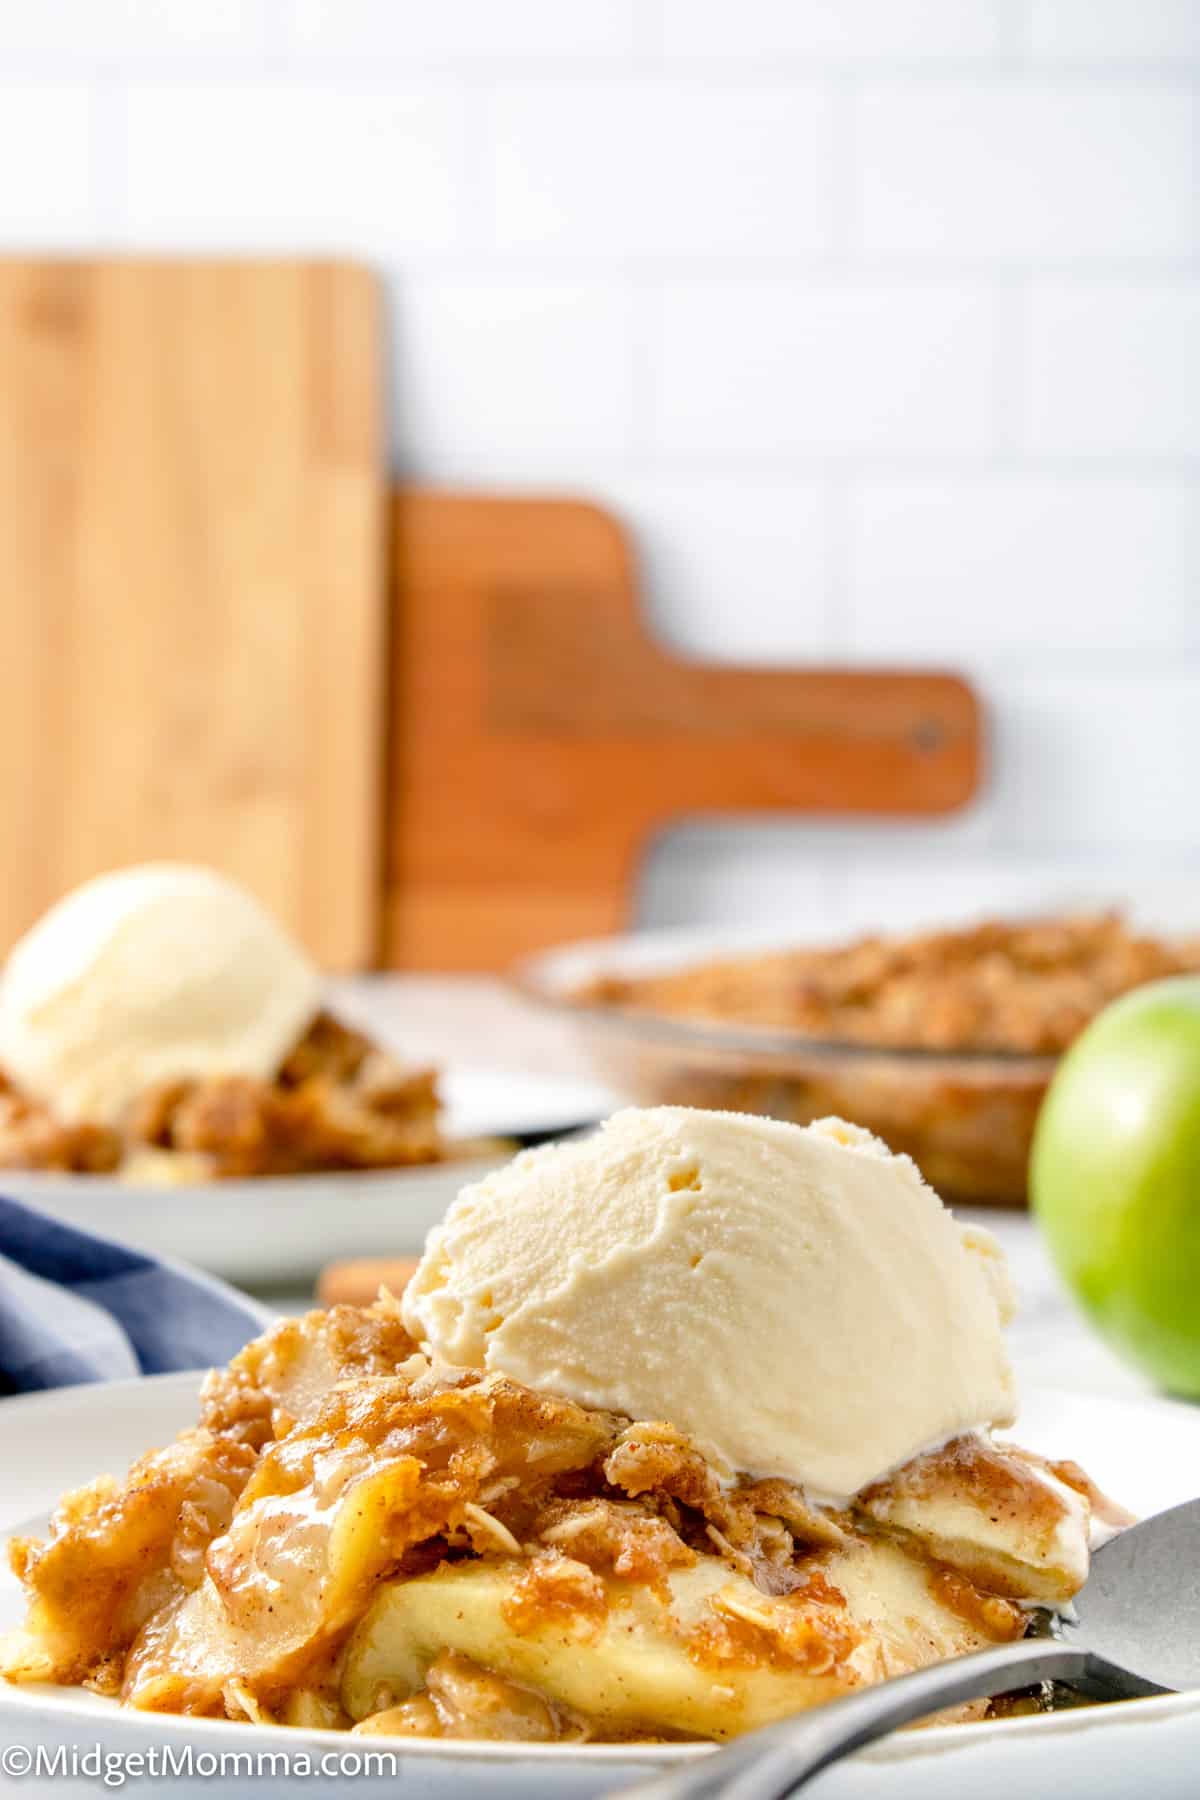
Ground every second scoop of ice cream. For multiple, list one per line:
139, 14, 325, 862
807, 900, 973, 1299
0, 864, 322, 1124
404, 1106, 1017, 1502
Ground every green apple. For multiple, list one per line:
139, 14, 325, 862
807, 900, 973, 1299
1031, 974, 1200, 1396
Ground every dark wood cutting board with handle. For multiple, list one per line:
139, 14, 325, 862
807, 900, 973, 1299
385, 491, 981, 969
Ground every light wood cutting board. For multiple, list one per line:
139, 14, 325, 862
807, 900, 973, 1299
0, 259, 384, 970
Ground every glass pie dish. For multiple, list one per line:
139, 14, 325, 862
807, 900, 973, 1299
517, 929, 1076, 1208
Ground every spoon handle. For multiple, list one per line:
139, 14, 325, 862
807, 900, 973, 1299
616, 1639, 1158, 1800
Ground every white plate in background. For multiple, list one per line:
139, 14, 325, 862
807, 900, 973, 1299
439, 1066, 612, 1140
1, 1374, 1199, 1799
0, 1068, 609, 1285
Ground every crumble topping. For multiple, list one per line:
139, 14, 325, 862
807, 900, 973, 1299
579, 912, 1200, 1056
500, 1552, 607, 1640
0, 1012, 440, 1180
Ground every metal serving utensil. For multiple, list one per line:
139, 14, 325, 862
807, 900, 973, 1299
616, 1496, 1200, 1799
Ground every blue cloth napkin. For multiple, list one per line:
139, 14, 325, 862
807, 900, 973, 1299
0, 1193, 272, 1396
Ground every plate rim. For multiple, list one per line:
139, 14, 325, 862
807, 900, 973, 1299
0, 1151, 502, 1203
0, 1679, 1194, 1770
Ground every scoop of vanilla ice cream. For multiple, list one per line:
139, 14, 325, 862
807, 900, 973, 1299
404, 1107, 1017, 1501
0, 865, 323, 1123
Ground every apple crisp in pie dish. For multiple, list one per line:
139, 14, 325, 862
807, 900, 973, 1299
1, 1109, 1127, 1744
0, 866, 441, 1182
527, 913, 1200, 1203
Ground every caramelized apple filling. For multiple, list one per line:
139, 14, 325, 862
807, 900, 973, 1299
2, 1303, 1108, 1743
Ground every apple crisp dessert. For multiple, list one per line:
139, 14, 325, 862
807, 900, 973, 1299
0, 1013, 440, 1181
1, 1301, 1125, 1743
580, 914, 1200, 1057
567, 914, 1200, 1203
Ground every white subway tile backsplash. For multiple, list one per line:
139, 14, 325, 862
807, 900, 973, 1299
488, 79, 832, 258
988, 672, 1200, 848
660, 0, 1000, 62
0, 82, 95, 243
392, 279, 637, 468
858, 82, 1198, 259
285, 0, 640, 62
1025, 281, 1200, 456
838, 860, 1097, 936
119, 82, 472, 254
638, 825, 844, 932
638, 827, 859, 935
1, 5, 1197, 923
650, 281, 998, 456
0, 0, 273, 63
643, 840, 1200, 936
839, 859, 1200, 937
849, 477, 1197, 656
1029, 0, 1200, 62
603, 476, 831, 663
639, 816, 1000, 932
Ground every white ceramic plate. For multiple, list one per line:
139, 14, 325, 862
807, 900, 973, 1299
0, 1069, 609, 1285
1, 1374, 1199, 1799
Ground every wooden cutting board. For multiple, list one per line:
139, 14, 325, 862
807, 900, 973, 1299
386, 491, 982, 969
0, 261, 980, 975
0, 259, 384, 970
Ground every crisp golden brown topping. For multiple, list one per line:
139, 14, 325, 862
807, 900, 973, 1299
5, 1431, 257, 1685
0, 1011, 440, 1179
604, 1424, 842, 1595
0, 1085, 122, 1172
687, 1569, 860, 1677
579, 912, 1200, 1055
501, 1552, 607, 1639
199, 1299, 420, 1447
533, 1496, 697, 1594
